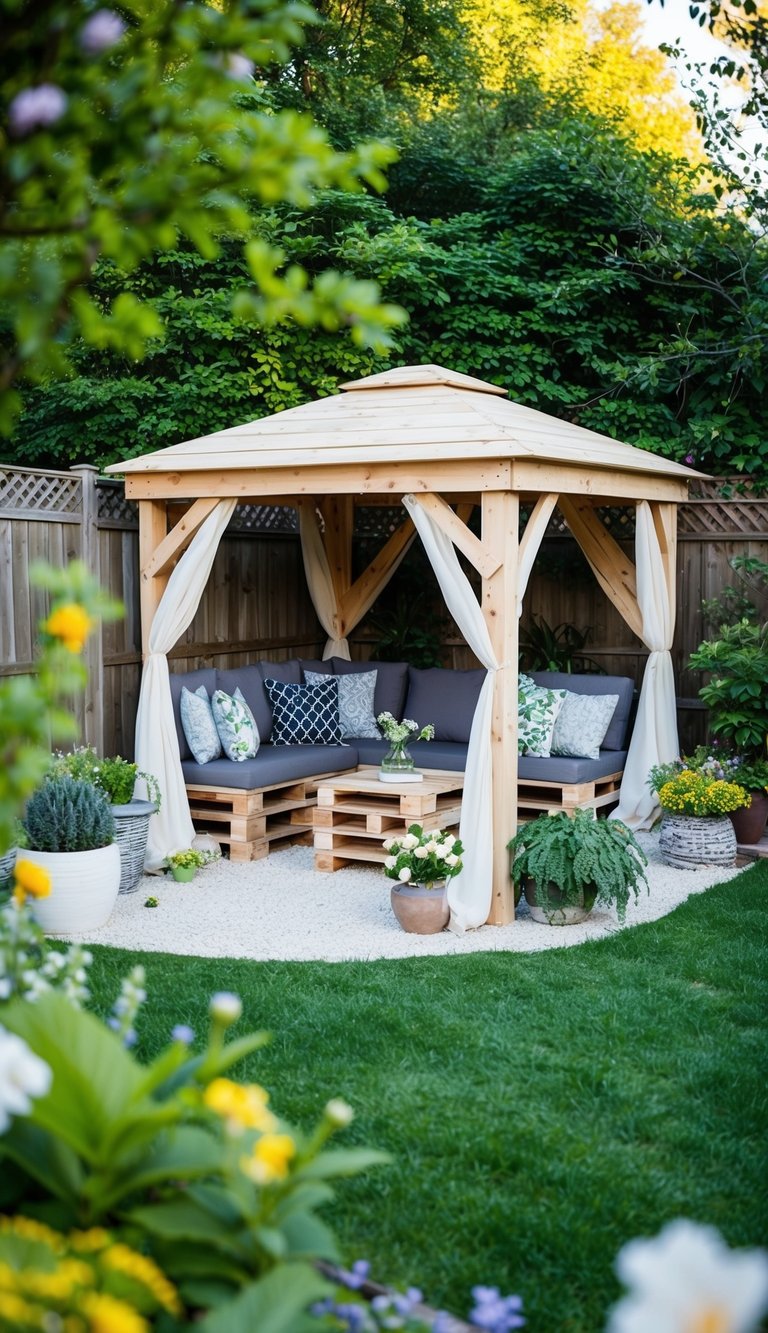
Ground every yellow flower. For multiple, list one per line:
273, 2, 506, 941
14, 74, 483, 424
71, 1228, 112, 1253
43, 603, 94, 653
240, 1132, 296, 1184
0, 1215, 63, 1251
101, 1245, 182, 1317
203, 1078, 278, 1135
81, 1291, 148, 1333
0, 1290, 43, 1324
13, 858, 52, 906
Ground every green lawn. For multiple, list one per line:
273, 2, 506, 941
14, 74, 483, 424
87, 860, 768, 1332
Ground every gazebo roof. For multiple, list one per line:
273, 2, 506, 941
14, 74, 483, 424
107, 364, 700, 482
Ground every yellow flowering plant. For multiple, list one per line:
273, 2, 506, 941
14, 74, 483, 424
656, 770, 750, 817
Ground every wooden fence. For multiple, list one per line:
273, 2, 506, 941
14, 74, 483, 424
1, 465, 766, 758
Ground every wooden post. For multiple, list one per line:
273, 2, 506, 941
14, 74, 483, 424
72, 465, 104, 754
138, 499, 169, 656
481, 490, 519, 925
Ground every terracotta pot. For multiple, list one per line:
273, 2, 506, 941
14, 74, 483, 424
658, 814, 736, 870
390, 881, 449, 934
523, 877, 597, 926
729, 792, 768, 845
26, 844, 121, 933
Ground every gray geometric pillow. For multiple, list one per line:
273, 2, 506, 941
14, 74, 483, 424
180, 685, 222, 764
518, 673, 567, 757
550, 692, 620, 761
304, 669, 380, 739
211, 686, 260, 762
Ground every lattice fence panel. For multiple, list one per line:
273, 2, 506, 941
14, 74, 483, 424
229, 504, 298, 533
0, 466, 81, 514
679, 479, 768, 537
97, 481, 138, 527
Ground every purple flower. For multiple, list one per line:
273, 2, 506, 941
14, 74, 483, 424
469, 1286, 525, 1332
80, 10, 126, 55
340, 1260, 371, 1290
123, 1029, 137, 1048
171, 1024, 195, 1045
9, 85, 67, 135
684, 453, 696, 465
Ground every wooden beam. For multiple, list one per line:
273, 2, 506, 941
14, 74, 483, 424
338, 517, 416, 632
558, 496, 644, 641
142, 498, 220, 582
412, 492, 503, 580
650, 500, 678, 622
510, 460, 688, 504
517, 492, 558, 608
482, 491, 519, 926
318, 496, 354, 606
138, 500, 169, 657
123, 460, 513, 500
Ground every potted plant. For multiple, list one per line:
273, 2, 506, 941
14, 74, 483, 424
377, 713, 435, 783
382, 824, 464, 933
728, 757, 768, 845
50, 748, 161, 894
0, 820, 26, 895
508, 809, 648, 926
166, 848, 207, 882
688, 619, 768, 756
22, 776, 120, 932
649, 762, 748, 870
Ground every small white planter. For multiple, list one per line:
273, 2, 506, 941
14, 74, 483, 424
25, 845, 121, 933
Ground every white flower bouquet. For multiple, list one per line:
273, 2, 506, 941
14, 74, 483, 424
382, 824, 464, 887
376, 712, 435, 746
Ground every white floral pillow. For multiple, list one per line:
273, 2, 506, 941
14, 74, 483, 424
550, 692, 619, 761
518, 673, 567, 757
304, 669, 380, 740
180, 685, 222, 764
212, 687, 260, 762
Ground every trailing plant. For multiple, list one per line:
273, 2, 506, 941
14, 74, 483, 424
23, 777, 115, 853
688, 619, 768, 756
507, 809, 647, 923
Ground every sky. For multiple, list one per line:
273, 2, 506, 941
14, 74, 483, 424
634, 0, 731, 71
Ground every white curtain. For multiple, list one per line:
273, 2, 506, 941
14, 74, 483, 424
135, 500, 237, 869
402, 494, 499, 933
613, 501, 678, 829
298, 503, 350, 660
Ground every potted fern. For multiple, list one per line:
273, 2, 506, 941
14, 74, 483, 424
22, 776, 121, 932
508, 809, 648, 926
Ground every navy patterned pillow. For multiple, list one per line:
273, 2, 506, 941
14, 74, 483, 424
264, 677, 342, 745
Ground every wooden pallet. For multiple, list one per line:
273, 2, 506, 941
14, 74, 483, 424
313, 767, 464, 872
516, 771, 623, 820
186, 770, 343, 862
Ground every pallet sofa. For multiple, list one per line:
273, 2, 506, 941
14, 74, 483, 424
170, 658, 635, 861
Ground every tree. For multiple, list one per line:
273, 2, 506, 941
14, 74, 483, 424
0, 0, 406, 435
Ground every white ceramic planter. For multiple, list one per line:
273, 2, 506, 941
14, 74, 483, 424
25, 844, 121, 933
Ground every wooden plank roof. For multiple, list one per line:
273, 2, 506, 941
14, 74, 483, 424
105, 364, 701, 483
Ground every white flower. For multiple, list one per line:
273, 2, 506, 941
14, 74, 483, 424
0, 1028, 52, 1133
445, 853, 459, 867
425, 840, 438, 855
382, 838, 394, 852
384, 856, 397, 870
398, 867, 412, 883
443, 834, 456, 848
402, 834, 419, 851
210, 992, 242, 1024
80, 9, 126, 54
325, 1098, 354, 1127
413, 846, 428, 859
607, 1219, 768, 1333
434, 844, 447, 859
226, 53, 255, 81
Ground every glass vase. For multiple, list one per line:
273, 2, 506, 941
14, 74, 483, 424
380, 740, 415, 777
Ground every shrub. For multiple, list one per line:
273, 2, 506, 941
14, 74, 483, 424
24, 776, 115, 852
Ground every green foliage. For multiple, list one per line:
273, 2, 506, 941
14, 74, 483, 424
382, 825, 463, 886
507, 809, 648, 922
518, 616, 602, 673
0, 0, 405, 433
24, 776, 115, 853
0, 896, 92, 1006
0, 990, 386, 1326
701, 554, 768, 631
51, 749, 163, 809
688, 619, 768, 756
167, 849, 207, 871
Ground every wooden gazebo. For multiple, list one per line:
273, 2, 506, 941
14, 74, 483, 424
107, 364, 697, 926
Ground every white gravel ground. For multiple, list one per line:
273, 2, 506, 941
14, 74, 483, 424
59, 830, 747, 962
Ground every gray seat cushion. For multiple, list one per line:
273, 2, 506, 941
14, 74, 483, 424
169, 667, 217, 761
182, 743, 358, 790
518, 750, 628, 784
404, 666, 485, 743
529, 672, 634, 750
330, 658, 408, 721
350, 738, 468, 773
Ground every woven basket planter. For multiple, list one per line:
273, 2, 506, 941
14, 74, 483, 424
0, 847, 16, 890
112, 800, 157, 894
659, 813, 736, 870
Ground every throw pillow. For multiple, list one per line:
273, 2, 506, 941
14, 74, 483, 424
264, 676, 342, 745
518, 673, 567, 757
211, 687, 260, 762
550, 692, 620, 761
180, 685, 222, 764
304, 668, 380, 739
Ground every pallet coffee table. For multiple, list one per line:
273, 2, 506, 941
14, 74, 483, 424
312, 766, 464, 872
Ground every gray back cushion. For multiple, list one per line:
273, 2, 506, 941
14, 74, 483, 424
299, 659, 332, 676
530, 672, 635, 750
330, 658, 409, 721
404, 667, 486, 744
217, 665, 271, 743
169, 668, 218, 760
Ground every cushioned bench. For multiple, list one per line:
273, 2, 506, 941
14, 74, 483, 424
170, 659, 634, 859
